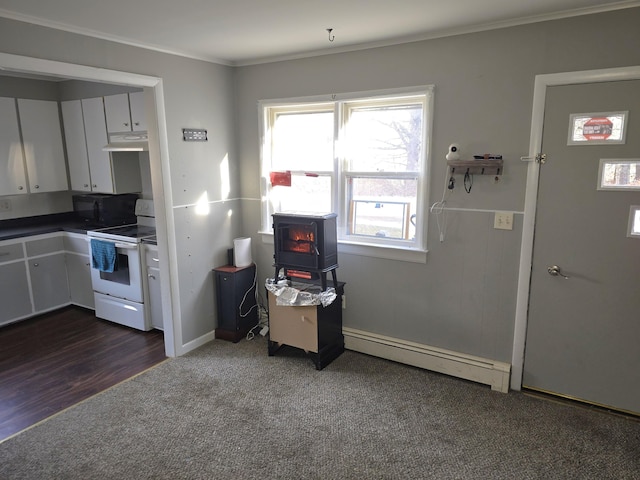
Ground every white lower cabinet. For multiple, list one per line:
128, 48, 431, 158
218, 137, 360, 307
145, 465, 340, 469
63, 232, 94, 309
0, 256, 32, 325
28, 253, 70, 312
144, 244, 163, 330
65, 253, 94, 309
0, 231, 99, 327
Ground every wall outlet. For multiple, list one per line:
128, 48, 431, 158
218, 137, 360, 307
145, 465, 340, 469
494, 212, 513, 230
0, 199, 11, 212
342, 295, 346, 310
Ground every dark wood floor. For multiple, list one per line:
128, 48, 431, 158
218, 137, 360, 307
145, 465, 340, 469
0, 306, 166, 441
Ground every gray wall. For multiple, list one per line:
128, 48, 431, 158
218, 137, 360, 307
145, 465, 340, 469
234, 8, 640, 363
0, 17, 240, 347
2, 7, 639, 362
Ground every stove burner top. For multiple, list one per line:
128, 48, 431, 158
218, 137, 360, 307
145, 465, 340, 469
87, 224, 156, 243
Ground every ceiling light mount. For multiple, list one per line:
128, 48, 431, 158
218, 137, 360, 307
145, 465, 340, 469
326, 28, 335, 42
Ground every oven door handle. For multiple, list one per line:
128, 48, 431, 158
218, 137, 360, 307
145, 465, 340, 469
114, 242, 138, 249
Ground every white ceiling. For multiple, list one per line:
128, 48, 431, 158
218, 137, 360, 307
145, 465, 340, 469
0, 0, 638, 66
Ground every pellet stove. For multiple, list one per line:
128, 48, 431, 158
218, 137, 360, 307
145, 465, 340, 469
272, 212, 338, 290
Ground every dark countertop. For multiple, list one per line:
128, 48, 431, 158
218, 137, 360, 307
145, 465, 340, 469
0, 212, 108, 241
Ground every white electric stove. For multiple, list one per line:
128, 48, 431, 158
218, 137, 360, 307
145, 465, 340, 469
87, 199, 156, 330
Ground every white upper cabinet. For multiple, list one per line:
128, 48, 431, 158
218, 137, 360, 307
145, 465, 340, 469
104, 93, 131, 133
128, 91, 148, 132
61, 100, 91, 192
104, 92, 147, 133
81, 97, 115, 193
62, 97, 141, 194
0, 97, 27, 195
17, 99, 69, 193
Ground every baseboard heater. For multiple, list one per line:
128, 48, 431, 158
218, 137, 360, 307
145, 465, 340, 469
343, 327, 511, 393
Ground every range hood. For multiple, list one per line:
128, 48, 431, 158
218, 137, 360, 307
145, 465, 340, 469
103, 133, 148, 152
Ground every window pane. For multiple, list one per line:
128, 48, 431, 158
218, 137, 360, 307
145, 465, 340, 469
272, 111, 334, 171
271, 174, 332, 214
345, 104, 422, 173
599, 159, 640, 190
630, 207, 640, 237
348, 177, 417, 240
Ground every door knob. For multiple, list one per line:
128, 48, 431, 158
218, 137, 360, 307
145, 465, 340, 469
547, 265, 569, 279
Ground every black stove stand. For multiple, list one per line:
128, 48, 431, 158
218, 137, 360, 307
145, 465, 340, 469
267, 280, 345, 370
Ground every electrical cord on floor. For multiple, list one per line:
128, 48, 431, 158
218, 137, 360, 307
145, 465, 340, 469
246, 303, 269, 341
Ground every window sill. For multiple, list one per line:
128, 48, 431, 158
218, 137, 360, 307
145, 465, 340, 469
259, 232, 427, 264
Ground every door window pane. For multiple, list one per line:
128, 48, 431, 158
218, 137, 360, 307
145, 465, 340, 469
598, 159, 640, 190
628, 206, 640, 238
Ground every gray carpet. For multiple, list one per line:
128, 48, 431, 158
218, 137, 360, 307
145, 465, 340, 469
1, 337, 638, 479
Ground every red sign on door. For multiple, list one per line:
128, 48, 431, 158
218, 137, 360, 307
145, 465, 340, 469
582, 117, 613, 141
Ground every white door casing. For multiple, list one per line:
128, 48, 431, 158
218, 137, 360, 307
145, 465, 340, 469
0, 52, 178, 357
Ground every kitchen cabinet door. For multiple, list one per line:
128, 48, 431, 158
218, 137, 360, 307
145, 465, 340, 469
61, 100, 92, 192
146, 266, 163, 330
0, 262, 32, 325
81, 97, 114, 193
17, 99, 69, 193
0, 240, 32, 326
63, 232, 94, 309
66, 252, 94, 309
0, 97, 28, 195
104, 93, 132, 133
144, 245, 163, 330
128, 91, 148, 132
28, 253, 70, 312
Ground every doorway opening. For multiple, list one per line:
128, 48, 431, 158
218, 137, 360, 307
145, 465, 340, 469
0, 52, 177, 357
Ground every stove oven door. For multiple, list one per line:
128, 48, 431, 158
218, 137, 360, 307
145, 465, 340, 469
90, 240, 143, 303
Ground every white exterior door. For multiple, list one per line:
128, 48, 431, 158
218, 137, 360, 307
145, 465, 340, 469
522, 79, 640, 415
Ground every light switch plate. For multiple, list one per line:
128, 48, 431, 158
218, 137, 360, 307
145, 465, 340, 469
494, 212, 513, 230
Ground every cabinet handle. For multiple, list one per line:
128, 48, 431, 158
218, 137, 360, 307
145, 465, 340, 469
18, 186, 24, 190
124, 122, 129, 127
147, 274, 156, 279
34, 185, 40, 189
93, 184, 97, 188
84, 184, 89, 188
134, 122, 140, 126
33, 263, 39, 267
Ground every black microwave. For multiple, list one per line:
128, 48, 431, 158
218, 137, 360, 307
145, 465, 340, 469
72, 193, 139, 227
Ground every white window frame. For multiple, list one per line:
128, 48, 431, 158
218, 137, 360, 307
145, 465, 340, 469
259, 86, 433, 262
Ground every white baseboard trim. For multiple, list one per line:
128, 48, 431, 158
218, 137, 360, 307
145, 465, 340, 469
178, 331, 217, 356
343, 327, 511, 393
